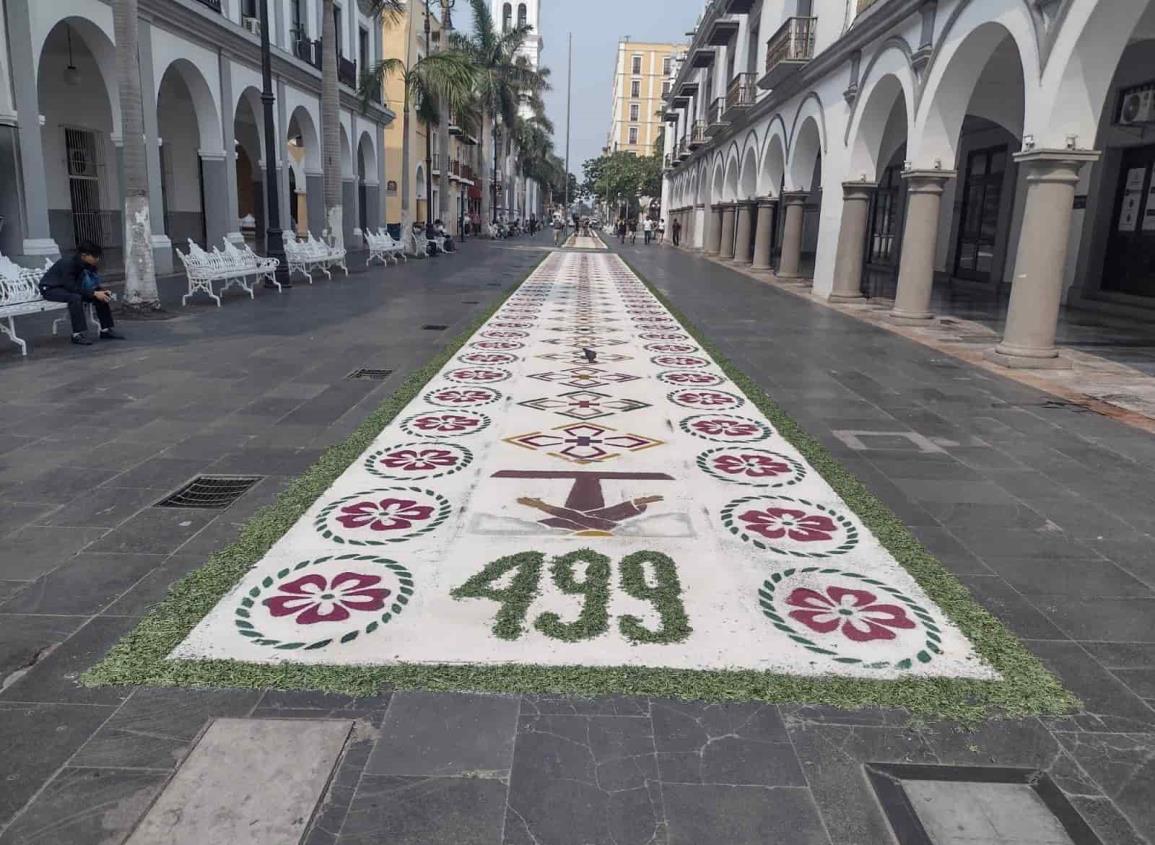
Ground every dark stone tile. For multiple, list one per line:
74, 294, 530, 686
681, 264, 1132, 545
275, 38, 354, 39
890, 478, 1016, 504
303, 720, 378, 845
919, 717, 1061, 768
521, 694, 650, 717
1088, 538, 1155, 591
956, 575, 1068, 641
0, 501, 56, 536
787, 722, 935, 845
256, 689, 391, 712
0, 614, 87, 684
160, 432, 258, 459
1082, 641, 1155, 669
72, 687, 261, 770
981, 558, 1152, 598
506, 710, 665, 845
82, 507, 218, 555
39, 486, 165, 528
954, 529, 1099, 561
1054, 731, 1155, 840
1066, 795, 1149, 845
0, 525, 109, 580
0, 702, 116, 826
919, 500, 1050, 532
100, 552, 207, 617
1032, 596, 1155, 642
0, 466, 120, 505
337, 775, 507, 845
906, 525, 991, 575
662, 784, 828, 845
0, 581, 27, 603
365, 691, 519, 777
208, 446, 323, 476
0, 767, 167, 844
103, 457, 205, 491
48, 438, 165, 473
0, 553, 162, 615
1028, 640, 1155, 732
651, 700, 803, 787
0, 616, 136, 705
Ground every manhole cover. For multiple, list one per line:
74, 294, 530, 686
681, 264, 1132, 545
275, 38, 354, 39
156, 476, 262, 509
347, 368, 394, 380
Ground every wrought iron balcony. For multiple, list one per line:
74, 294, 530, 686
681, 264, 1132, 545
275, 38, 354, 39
194, 0, 222, 12
431, 154, 441, 174
688, 120, 707, 149
759, 16, 817, 90
706, 97, 729, 136
338, 56, 358, 88
725, 72, 756, 116
675, 137, 690, 161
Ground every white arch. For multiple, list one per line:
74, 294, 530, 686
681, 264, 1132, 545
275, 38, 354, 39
722, 143, 741, 202
415, 164, 427, 199
288, 105, 322, 172
37, 17, 121, 136
157, 59, 223, 155
786, 94, 827, 191
738, 145, 758, 201
913, 0, 1039, 165
758, 116, 789, 197
710, 158, 726, 205
845, 45, 917, 180
339, 123, 353, 178
233, 86, 266, 164
1037, 0, 1155, 148
357, 130, 378, 183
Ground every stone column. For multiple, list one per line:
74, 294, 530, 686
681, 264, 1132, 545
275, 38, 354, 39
718, 204, 736, 260
986, 150, 1100, 369
732, 201, 755, 264
138, 21, 174, 274
276, 79, 292, 232
362, 182, 380, 232
219, 56, 243, 244
705, 204, 723, 255
777, 191, 809, 280
890, 170, 955, 324
342, 177, 356, 245
694, 204, 705, 250
6, 0, 58, 259
826, 181, 876, 303
306, 171, 324, 237
751, 197, 777, 270
200, 152, 231, 248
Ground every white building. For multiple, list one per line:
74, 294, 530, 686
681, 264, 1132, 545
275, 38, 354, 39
0, 0, 394, 273
663, 0, 1155, 369
493, 0, 544, 222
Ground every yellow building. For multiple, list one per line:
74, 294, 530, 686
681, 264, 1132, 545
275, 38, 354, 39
606, 39, 686, 156
380, 6, 480, 230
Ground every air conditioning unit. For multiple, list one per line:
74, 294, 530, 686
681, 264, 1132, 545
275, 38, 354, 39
242, 16, 261, 36
1118, 83, 1155, 126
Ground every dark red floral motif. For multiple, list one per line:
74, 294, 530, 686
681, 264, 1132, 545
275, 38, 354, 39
714, 453, 791, 479
675, 391, 738, 407
655, 355, 708, 368
692, 418, 761, 437
263, 572, 391, 625
664, 372, 722, 386
336, 497, 434, 532
738, 507, 837, 542
472, 340, 522, 351
380, 448, 460, 472
460, 352, 516, 364
448, 368, 506, 383
430, 388, 495, 406
785, 586, 916, 642
411, 414, 481, 433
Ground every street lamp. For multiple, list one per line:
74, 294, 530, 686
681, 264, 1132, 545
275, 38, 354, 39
423, 0, 434, 233
258, 0, 290, 288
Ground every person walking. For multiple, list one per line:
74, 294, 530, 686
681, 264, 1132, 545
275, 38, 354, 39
672, 217, 682, 247
628, 217, 638, 245
553, 214, 565, 247
657, 218, 666, 244
643, 217, 654, 245
617, 219, 627, 244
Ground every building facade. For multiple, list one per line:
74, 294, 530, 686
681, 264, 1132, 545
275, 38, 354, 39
608, 39, 686, 156
494, 0, 545, 222
380, 5, 481, 234
0, 0, 394, 273
662, 0, 1155, 369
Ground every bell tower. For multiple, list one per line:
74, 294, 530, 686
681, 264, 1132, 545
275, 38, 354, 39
492, 0, 543, 69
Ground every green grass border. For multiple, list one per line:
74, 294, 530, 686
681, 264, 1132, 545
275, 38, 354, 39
85, 249, 1076, 722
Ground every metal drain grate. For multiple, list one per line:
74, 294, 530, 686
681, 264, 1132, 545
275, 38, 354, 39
347, 368, 394, 380
461, 300, 480, 304
156, 476, 262, 509
422, 325, 449, 331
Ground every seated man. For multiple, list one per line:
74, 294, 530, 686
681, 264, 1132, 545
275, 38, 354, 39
433, 219, 455, 252
38, 241, 124, 346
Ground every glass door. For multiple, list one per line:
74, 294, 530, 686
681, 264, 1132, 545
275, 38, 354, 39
1103, 144, 1155, 297
953, 145, 1007, 282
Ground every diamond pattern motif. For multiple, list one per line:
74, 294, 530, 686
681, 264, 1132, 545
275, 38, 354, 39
518, 390, 651, 421
504, 422, 664, 464
528, 367, 640, 389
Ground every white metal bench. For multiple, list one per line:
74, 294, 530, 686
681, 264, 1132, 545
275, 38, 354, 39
0, 255, 67, 356
410, 228, 431, 259
285, 234, 349, 281
364, 229, 407, 266
176, 239, 281, 306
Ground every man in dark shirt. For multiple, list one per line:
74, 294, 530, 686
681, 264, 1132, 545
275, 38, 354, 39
38, 241, 124, 345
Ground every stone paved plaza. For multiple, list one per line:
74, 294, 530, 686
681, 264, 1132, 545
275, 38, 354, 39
0, 236, 1152, 844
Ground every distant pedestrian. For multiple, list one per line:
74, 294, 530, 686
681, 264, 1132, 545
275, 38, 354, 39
628, 218, 638, 245
643, 218, 654, 245
672, 217, 682, 247
658, 218, 666, 243
553, 214, 565, 246
38, 241, 124, 345
617, 219, 627, 244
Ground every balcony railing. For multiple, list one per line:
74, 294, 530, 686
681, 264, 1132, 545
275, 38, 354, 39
726, 72, 756, 114
760, 16, 817, 89
706, 97, 728, 136
688, 120, 707, 148
338, 56, 357, 88
193, 0, 222, 12
675, 137, 690, 160
432, 154, 441, 173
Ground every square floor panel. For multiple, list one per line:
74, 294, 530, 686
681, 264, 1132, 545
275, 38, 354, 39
905, 781, 1074, 845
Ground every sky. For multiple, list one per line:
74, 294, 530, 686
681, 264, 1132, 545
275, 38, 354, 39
535, 0, 703, 176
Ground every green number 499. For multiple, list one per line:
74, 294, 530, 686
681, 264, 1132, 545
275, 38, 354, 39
451, 549, 692, 645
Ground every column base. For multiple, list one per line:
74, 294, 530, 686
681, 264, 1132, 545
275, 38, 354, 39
984, 347, 1072, 370
21, 238, 61, 258
778, 275, 812, 286
888, 310, 934, 325
751, 261, 772, 271
825, 292, 864, 304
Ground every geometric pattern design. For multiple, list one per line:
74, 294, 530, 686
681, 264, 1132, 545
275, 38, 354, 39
518, 390, 651, 421
504, 421, 664, 464
528, 367, 640, 389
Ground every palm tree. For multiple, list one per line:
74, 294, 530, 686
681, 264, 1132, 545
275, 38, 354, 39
321, 0, 404, 249
449, 0, 545, 230
112, 0, 159, 310
360, 44, 474, 252
437, 1, 454, 225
